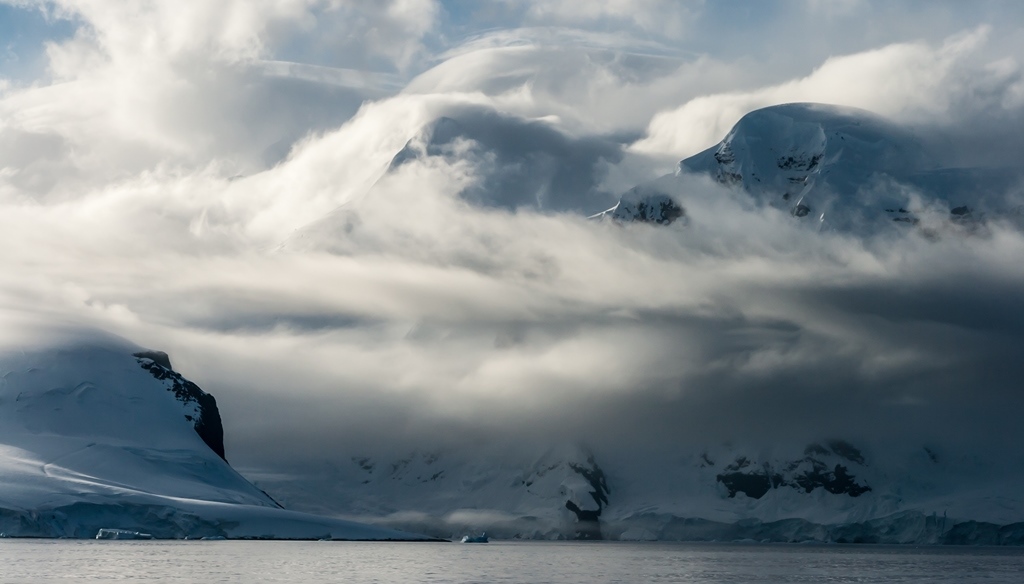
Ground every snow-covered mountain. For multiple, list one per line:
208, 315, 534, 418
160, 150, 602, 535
590, 174, 686, 224
251, 436, 1024, 544
607, 102, 1022, 233
387, 109, 621, 213
0, 332, 429, 540
682, 102, 933, 227
285, 101, 1020, 241
279, 107, 627, 253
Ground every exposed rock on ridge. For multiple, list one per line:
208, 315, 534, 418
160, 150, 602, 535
134, 351, 226, 461
564, 454, 611, 539
714, 440, 871, 499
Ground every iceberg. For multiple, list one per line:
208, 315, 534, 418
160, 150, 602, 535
95, 529, 153, 540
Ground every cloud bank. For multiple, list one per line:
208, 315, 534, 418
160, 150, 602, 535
1, 1, 1023, 493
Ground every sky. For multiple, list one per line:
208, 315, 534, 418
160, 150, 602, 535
1, 0, 1024, 498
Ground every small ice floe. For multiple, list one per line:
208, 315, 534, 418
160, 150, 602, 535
460, 532, 488, 543
95, 529, 153, 540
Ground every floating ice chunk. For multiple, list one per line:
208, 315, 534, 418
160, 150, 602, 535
95, 528, 153, 540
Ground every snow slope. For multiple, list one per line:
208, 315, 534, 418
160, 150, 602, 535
0, 333, 429, 540
249, 444, 614, 540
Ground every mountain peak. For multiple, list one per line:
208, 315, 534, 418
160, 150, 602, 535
681, 102, 935, 229
606, 102, 1020, 234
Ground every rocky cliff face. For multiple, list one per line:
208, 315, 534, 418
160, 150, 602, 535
590, 173, 686, 225
134, 351, 226, 461
594, 190, 684, 225
561, 454, 610, 539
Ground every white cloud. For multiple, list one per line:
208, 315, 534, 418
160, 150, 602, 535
517, 0, 704, 38
0, 0, 1023, 502
0, 0, 445, 199
406, 36, 754, 137
632, 27, 1019, 159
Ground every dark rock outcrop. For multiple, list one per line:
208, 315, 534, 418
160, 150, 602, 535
596, 190, 685, 225
564, 500, 603, 540
717, 441, 871, 499
134, 352, 226, 461
564, 454, 611, 540
717, 467, 784, 499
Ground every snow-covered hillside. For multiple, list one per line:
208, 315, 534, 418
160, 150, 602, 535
250, 444, 615, 541
0, 333, 428, 540
250, 436, 1024, 544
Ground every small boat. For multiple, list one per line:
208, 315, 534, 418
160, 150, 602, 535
460, 532, 489, 543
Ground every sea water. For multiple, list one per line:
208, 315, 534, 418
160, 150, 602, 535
2, 540, 1023, 583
